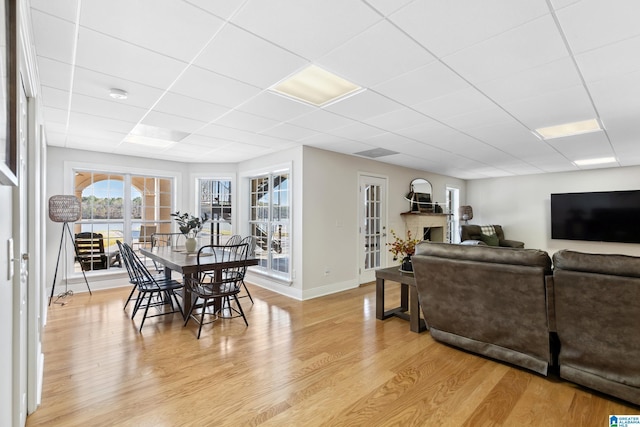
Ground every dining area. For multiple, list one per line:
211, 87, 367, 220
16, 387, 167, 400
117, 232, 259, 339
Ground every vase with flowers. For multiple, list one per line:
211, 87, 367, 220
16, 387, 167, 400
387, 229, 422, 272
171, 211, 209, 253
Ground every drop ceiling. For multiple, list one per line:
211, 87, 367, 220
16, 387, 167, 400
28, 0, 640, 179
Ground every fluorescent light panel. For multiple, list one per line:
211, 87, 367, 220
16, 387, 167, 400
124, 124, 189, 147
573, 157, 617, 166
271, 65, 361, 107
534, 119, 602, 139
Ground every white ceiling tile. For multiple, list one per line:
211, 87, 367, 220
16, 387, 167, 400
152, 92, 228, 123
37, 57, 73, 92
194, 25, 307, 88
41, 86, 70, 111
319, 20, 435, 87
546, 131, 613, 160
171, 66, 262, 108
141, 111, 207, 134
31, 11, 77, 63
443, 15, 569, 85
477, 57, 583, 105
366, 0, 414, 16
42, 107, 68, 128
588, 71, 640, 119
238, 92, 315, 122
302, 135, 374, 155
214, 110, 279, 133
182, 134, 235, 149
413, 88, 499, 121
68, 112, 135, 135
80, 0, 225, 62
328, 122, 386, 140
362, 132, 415, 151
324, 91, 403, 121
260, 123, 319, 142
232, 0, 382, 58
575, 35, 640, 83
184, 0, 248, 20
439, 106, 514, 132
373, 61, 471, 107
505, 85, 597, 129
31, 0, 79, 21
549, 0, 581, 10
393, 120, 452, 142
390, 0, 549, 57
363, 108, 430, 131
287, 110, 355, 133
75, 28, 187, 88
556, 0, 640, 53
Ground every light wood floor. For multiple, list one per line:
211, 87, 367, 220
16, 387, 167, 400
27, 280, 637, 426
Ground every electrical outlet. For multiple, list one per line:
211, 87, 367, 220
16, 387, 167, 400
324, 267, 330, 276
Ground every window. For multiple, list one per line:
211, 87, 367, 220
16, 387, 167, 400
74, 170, 174, 272
197, 178, 232, 245
249, 171, 290, 280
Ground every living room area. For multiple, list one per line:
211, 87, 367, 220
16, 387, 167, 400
6, 0, 640, 425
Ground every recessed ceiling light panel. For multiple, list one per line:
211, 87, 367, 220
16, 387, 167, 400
533, 119, 602, 140
573, 157, 617, 166
124, 124, 189, 147
271, 65, 362, 107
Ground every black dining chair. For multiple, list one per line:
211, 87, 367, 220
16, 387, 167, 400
236, 236, 256, 304
118, 241, 183, 331
118, 240, 171, 310
183, 243, 249, 339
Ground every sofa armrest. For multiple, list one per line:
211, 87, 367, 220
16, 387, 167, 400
499, 239, 524, 248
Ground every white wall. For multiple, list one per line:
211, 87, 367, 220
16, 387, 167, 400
300, 146, 466, 299
467, 165, 640, 256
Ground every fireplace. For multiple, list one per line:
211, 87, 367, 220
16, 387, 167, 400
401, 212, 449, 243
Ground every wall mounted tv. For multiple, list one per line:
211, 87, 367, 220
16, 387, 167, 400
550, 190, 640, 243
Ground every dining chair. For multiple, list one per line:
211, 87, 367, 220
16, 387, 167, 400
138, 225, 156, 248
225, 234, 242, 247
236, 235, 256, 303
183, 243, 249, 339
117, 240, 170, 310
118, 241, 183, 331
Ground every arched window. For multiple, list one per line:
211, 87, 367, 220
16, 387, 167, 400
73, 170, 174, 273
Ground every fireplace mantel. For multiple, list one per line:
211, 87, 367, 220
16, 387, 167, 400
401, 212, 450, 243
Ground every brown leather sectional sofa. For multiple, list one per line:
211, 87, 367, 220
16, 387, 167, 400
411, 242, 640, 406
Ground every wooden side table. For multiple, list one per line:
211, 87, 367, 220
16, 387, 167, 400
375, 266, 427, 333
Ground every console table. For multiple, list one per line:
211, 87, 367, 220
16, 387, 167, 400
375, 266, 427, 333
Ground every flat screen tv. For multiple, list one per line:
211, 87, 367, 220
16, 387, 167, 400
550, 190, 640, 243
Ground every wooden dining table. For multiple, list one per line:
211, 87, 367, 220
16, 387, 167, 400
139, 245, 259, 318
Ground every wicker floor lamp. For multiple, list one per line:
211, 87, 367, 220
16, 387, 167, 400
49, 195, 92, 305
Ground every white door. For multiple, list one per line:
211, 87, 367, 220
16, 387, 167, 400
358, 175, 387, 284
13, 80, 28, 426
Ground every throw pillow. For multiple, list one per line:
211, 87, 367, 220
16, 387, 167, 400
479, 233, 499, 246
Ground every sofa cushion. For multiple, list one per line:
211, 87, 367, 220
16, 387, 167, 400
479, 233, 499, 246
